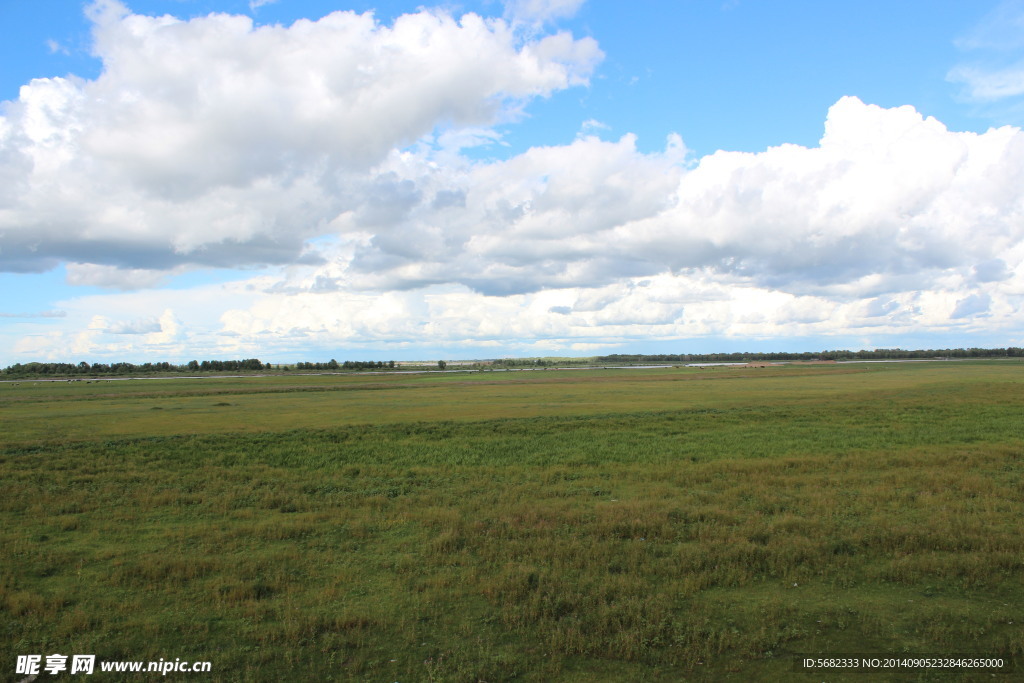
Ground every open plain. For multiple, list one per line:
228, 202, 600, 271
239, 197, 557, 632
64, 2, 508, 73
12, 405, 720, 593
2, 361, 1022, 680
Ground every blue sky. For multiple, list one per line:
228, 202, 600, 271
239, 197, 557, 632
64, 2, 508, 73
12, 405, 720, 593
1, 0, 1023, 363
0, 1, 997, 154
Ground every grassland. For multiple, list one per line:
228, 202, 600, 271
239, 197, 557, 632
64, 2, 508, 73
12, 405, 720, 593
1, 361, 1022, 681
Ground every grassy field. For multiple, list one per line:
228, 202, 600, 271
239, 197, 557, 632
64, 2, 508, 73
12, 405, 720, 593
1, 361, 1022, 680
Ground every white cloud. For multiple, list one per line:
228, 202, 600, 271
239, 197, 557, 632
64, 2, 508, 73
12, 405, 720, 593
0, 310, 66, 319
11, 7, 1018, 309
10, 264, 1023, 362
948, 1, 1024, 106
973, 258, 1011, 282
948, 64, 1024, 101
951, 292, 992, 319
106, 317, 162, 334
580, 118, 609, 134
505, 0, 587, 26
7, 89, 1024, 364
4, 3, 1024, 362
96, 309, 181, 341
954, 0, 1024, 53
269, 97, 1023, 308
46, 39, 71, 55
9, 287, 245, 362
0, 1, 601, 278
65, 263, 181, 289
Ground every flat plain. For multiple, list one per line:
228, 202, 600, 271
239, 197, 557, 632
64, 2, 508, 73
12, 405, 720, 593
1, 361, 1022, 681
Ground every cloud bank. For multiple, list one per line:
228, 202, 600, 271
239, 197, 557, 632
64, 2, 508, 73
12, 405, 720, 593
295, 97, 1022, 302
2, 1, 1024, 361
0, 0, 601, 278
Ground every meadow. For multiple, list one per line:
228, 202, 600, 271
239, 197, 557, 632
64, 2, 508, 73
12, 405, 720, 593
1, 361, 1022, 680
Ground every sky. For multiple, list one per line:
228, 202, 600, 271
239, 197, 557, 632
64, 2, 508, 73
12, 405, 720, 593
1, 0, 1024, 364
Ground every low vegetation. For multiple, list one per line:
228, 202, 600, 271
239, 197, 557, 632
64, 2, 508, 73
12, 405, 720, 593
1, 361, 1021, 680
4, 345, 1023, 378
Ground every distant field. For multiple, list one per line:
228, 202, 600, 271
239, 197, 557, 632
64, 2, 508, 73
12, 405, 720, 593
2, 362, 1022, 680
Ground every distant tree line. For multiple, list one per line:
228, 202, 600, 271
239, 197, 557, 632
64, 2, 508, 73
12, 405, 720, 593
1, 359, 266, 377
4, 347, 1021, 378
0, 358, 406, 377
492, 358, 568, 367
595, 347, 1024, 363
293, 360, 396, 370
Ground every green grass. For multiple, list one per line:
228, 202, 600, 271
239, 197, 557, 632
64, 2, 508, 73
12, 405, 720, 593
1, 361, 1022, 680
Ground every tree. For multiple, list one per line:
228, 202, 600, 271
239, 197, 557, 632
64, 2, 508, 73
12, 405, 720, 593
437, 360, 447, 370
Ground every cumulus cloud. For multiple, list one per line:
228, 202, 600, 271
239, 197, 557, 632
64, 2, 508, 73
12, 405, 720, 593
7, 5, 1020, 310
11, 264, 1023, 362
4, 285, 253, 362
861, 298, 900, 318
208, 270, 1020, 357
325, 132, 688, 296
973, 258, 1011, 282
5, 2, 1024, 362
265, 97, 1024, 306
951, 292, 992, 319
65, 263, 181, 289
150, 94, 1024, 359
0, 1, 601, 278
106, 317, 162, 334
622, 97, 1024, 296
